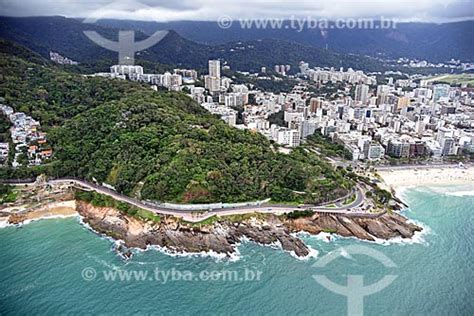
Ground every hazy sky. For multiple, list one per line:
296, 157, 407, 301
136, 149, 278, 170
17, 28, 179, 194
1, 0, 473, 22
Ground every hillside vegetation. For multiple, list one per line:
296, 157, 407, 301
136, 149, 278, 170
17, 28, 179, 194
0, 46, 352, 204
0, 16, 387, 73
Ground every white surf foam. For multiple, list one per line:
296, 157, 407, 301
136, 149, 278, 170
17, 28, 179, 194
339, 247, 353, 259
289, 245, 319, 261
367, 219, 431, 246
291, 231, 339, 243
291, 218, 431, 247
0, 214, 78, 229
444, 190, 474, 197
0, 219, 9, 228
145, 244, 241, 262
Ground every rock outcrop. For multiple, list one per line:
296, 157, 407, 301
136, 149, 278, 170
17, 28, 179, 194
7, 213, 27, 225
76, 201, 310, 257
284, 212, 422, 241
76, 201, 423, 258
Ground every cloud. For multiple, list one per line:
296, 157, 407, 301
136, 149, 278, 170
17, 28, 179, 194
0, 0, 472, 22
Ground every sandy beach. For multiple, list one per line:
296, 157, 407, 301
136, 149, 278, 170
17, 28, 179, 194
377, 165, 474, 191
0, 200, 78, 227
24, 200, 77, 221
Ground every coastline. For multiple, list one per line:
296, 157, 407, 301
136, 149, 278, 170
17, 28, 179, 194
74, 200, 423, 259
0, 171, 434, 259
0, 201, 77, 227
1, 198, 424, 260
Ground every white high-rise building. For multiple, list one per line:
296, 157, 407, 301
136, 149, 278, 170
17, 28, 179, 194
205, 60, 221, 93
355, 84, 369, 104
110, 65, 143, 76
205, 76, 221, 92
299, 61, 309, 74
376, 85, 390, 96
273, 128, 301, 147
209, 60, 221, 78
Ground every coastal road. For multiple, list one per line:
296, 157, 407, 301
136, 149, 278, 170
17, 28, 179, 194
10, 178, 372, 222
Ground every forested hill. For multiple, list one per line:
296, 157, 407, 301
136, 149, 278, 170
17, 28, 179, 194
0, 46, 351, 204
0, 16, 386, 73
100, 19, 474, 62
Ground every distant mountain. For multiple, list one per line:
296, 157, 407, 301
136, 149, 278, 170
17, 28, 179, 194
99, 19, 474, 62
0, 16, 387, 73
209, 39, 384, 73
0, 16, 116, 65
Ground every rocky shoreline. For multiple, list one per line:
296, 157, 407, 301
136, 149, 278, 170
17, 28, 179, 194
76, 201, 423, 259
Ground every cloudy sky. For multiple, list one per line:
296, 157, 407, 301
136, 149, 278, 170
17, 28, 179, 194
0, 0, 473, 22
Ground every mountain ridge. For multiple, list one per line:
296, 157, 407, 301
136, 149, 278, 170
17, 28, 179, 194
98, 19, 474, 62
0, 16, 388, 73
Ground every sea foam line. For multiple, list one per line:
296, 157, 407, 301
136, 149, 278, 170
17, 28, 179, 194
77, 215, 242, 262
290, 218, 431, 247
0, 213, 78, 229
78, 214, 318, 263
444, 190, 474, 197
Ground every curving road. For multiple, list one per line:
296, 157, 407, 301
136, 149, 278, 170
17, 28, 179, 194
10, 178, 373, 222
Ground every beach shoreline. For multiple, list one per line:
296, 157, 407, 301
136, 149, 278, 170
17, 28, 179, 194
376, 165, 474, 195
0, 200, 78, 227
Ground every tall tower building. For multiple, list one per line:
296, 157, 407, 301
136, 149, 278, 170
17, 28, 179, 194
309, 97, 322, 113
209, 60, 221, 78
376, 85, 390, 96
355, 84, 369, 104
205, 60, 221, 93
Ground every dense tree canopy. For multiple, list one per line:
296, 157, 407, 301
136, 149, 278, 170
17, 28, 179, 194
0, 51, 352, 204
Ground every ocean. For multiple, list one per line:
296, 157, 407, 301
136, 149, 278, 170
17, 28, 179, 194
1, 185, 473, 315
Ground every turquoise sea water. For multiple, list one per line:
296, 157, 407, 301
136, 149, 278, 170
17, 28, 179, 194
1, 185, 473, 315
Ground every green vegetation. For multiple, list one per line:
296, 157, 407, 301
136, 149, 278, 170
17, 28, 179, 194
285, 209, 314, 219
372, 188, 392, 206
268, 111, 287, 128
182, 215, 219, 227
0, 183, 16, 204
0, 17, 390, 74
308, 82, 348, 100
0, 52, 146, 127
135, 209, 161, 223
305, 132, 352, 160
0, 113, 11, 142
426, 74, 474, 87
74, 190, 116, 208
348, 172, 399, 210
0, 113, 11, 165
0, 49, 352, 205
74, 190, 160, 223
322, 228, 337, 233
231, 71, 298, 93
343, 194, 356, 205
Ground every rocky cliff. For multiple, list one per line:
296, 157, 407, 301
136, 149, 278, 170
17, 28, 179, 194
77, 201, 422, 258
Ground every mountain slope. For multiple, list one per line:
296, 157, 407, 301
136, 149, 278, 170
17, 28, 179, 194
210, 38, 383, 72
0, 16, 386, 72
99, 19, 474, 62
